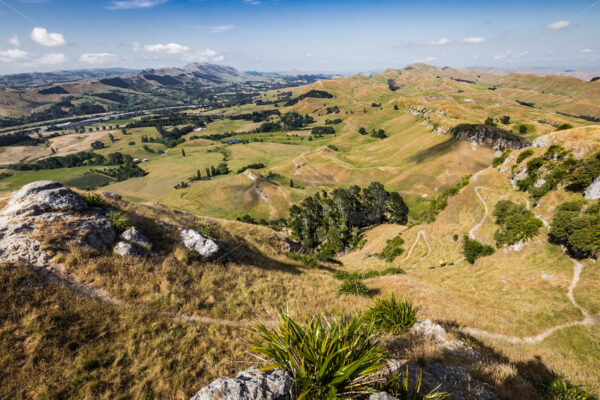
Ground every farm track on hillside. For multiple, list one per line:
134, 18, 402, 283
399, 184, 598, 344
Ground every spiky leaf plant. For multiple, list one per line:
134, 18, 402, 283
382, 366, 450, 400
364, 294, 418, 334
250, 310, 386, 399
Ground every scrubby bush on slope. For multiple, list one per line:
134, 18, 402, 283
549, 200, 600, 258
493, 200, 543, 246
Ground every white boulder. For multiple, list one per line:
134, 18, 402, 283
584, 176, 600, 200
190, 368, 292, 400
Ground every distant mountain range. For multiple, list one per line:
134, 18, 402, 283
0, 68, 140, 90
467, 66, 600, 82
0, 63, 331, 128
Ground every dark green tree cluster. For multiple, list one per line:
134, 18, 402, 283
500, 115, 511, 124
358, 127, 368, 135
463, 235, 495, 264
255, 122, 282, 132
97, 162, 147, 181
484, 116, 496, 127
0, 131, 45, 147
205, 162, 229, 177
371, 129, 387, 139
91, 140, 105, 150
174, 181, 189, 189
288, 182, 409, 256
311, 126, 335, 135
281, 111, 315, 129
237, 163, 266, 174
9, 151, 130, 171
492, 200, 543, 246
549, 200, 600, 258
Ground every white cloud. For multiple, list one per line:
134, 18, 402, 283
581, 48, 595, 53
0, 49, 31, 62
108, 0, 168, 10
546, 20, 570, 30
414, 56, 436, 63
182, 48, 224, 63
7, 35, 20, 47
79, 52, 116, 64
461, 36, 485, 44
491, 50, 528, 60
30, 27, 66, 47
429, 37, 450, 46
210, 25, 234, 33
144, 42, 190, 54
39, 53, 66, 65
244, 0, 261, 5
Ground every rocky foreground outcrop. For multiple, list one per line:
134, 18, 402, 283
0, 181, 115, 266
190, 319, 498, 400
0, 181, 231, 266
450, 124, 531, 150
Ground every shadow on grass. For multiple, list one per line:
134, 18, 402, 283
408, 137, 460, 164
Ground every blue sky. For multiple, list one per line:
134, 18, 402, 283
0, 0, 598, 74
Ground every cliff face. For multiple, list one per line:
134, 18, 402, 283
450, 124, 532, 150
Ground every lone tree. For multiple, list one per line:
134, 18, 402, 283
290, 178, 294, 188
91, 140, 105, 150
181, 148, 186, 157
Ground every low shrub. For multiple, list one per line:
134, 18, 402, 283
250, 311, 386, 399
516, 149, 534, 164
81, 192, 107, 208
287, 252, 319, 268
547, 376, 592, 400
337, 276, 371, 297
364, 294, 418, 334
463, 235, 494, 264
377, 235, 405, 262
333, 267, 404, 281
493, 200, 543, 246
106, 210, 133, 233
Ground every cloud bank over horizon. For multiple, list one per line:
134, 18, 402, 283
0, 0, 598, 74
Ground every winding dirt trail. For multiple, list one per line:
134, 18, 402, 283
38, 263, 252, 328
402, 230, 432, 267
399, 184, 598, 344
469, 186, 489, 240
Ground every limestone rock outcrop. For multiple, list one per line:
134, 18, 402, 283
121, 227, 152, 250
0, 181, 116, 266
450, 124, 531, 150
190, 368, 292, 400
179, 228, 231, 261
584, 176, 600, 200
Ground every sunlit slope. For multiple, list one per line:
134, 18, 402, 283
337, 127, 600, 392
